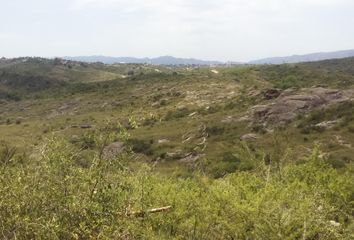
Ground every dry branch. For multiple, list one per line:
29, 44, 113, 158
127, 206, 172, 218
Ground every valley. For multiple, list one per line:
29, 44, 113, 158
1, 57, 353, 239
1, 57, 354, 175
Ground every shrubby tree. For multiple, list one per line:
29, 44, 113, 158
0, 125, 353, 239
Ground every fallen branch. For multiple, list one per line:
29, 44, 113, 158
127, 206, 172, 218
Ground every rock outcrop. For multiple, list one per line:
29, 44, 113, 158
250, 88, 354, 126
262, 89, 281, 100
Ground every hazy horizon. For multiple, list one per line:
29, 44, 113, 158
1, 0, 354, 62
1, 48, 354, 63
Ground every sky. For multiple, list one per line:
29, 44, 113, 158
0, 0, 354, 62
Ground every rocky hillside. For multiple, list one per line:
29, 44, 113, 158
1, 56, 354, 239
0, 57, 354, 175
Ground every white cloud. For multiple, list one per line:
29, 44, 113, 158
71, 0, 354, 10
1, 0, 353, 60
70, 0, 169, 11
59, 0, 354, 60
295, 0, 354, 6
0, 33, 21, 41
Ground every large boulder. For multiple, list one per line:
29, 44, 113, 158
250, 88, 354, 126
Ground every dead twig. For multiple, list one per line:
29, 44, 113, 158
126, 206, 172, 218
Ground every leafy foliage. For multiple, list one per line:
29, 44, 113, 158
1, 57, 354, 238
0, 132, 353, 239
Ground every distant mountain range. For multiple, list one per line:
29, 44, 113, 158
248, 49, 354, 64
63, 49, 354, 65
64, 56, 222, 65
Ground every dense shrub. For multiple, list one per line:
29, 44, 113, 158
275, 75, 300, 89
206, 125, 225, 136
164, 107, 191, 121
0, 136, 353, 239
0, 143, 16, 165
0, 91, 22, 101
127, 138, 153, 155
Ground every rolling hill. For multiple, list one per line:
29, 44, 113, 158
0, 56, 353, 239
249, 49, 354, 64
64, 55, 223, 65
61, 49, 354, 66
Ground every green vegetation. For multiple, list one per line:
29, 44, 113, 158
1, 131, 353, 239
1, 57, 354, 238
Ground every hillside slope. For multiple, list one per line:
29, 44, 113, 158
64, 55, 223, 65
250, 49, 354, 64
1, 56, 353, 238
1, 57, 354, 174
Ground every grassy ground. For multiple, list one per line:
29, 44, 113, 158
1, 57, 354, 238
1, 57, 354, 175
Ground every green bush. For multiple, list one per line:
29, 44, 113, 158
0, 143, 16, 165
0, 135, 353, 239
206, 125, 225, 136
275, 75, 300, 89
127, 138, 153, 155
165, 107, 191, 121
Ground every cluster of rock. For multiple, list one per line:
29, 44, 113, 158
249, 87, 354, 126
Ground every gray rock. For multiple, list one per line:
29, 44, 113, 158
103, 142, 125, 159
158, 139, 170, 144
315, 121, 338, 129
250, 88, 354, 126
240, 133, 259, 141
262, 89, 281, 100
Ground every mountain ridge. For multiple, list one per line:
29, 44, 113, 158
2, 49, 352, 66
63, 49, 354, 65
249, 49, 354, 64
63, 55, 223, 65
